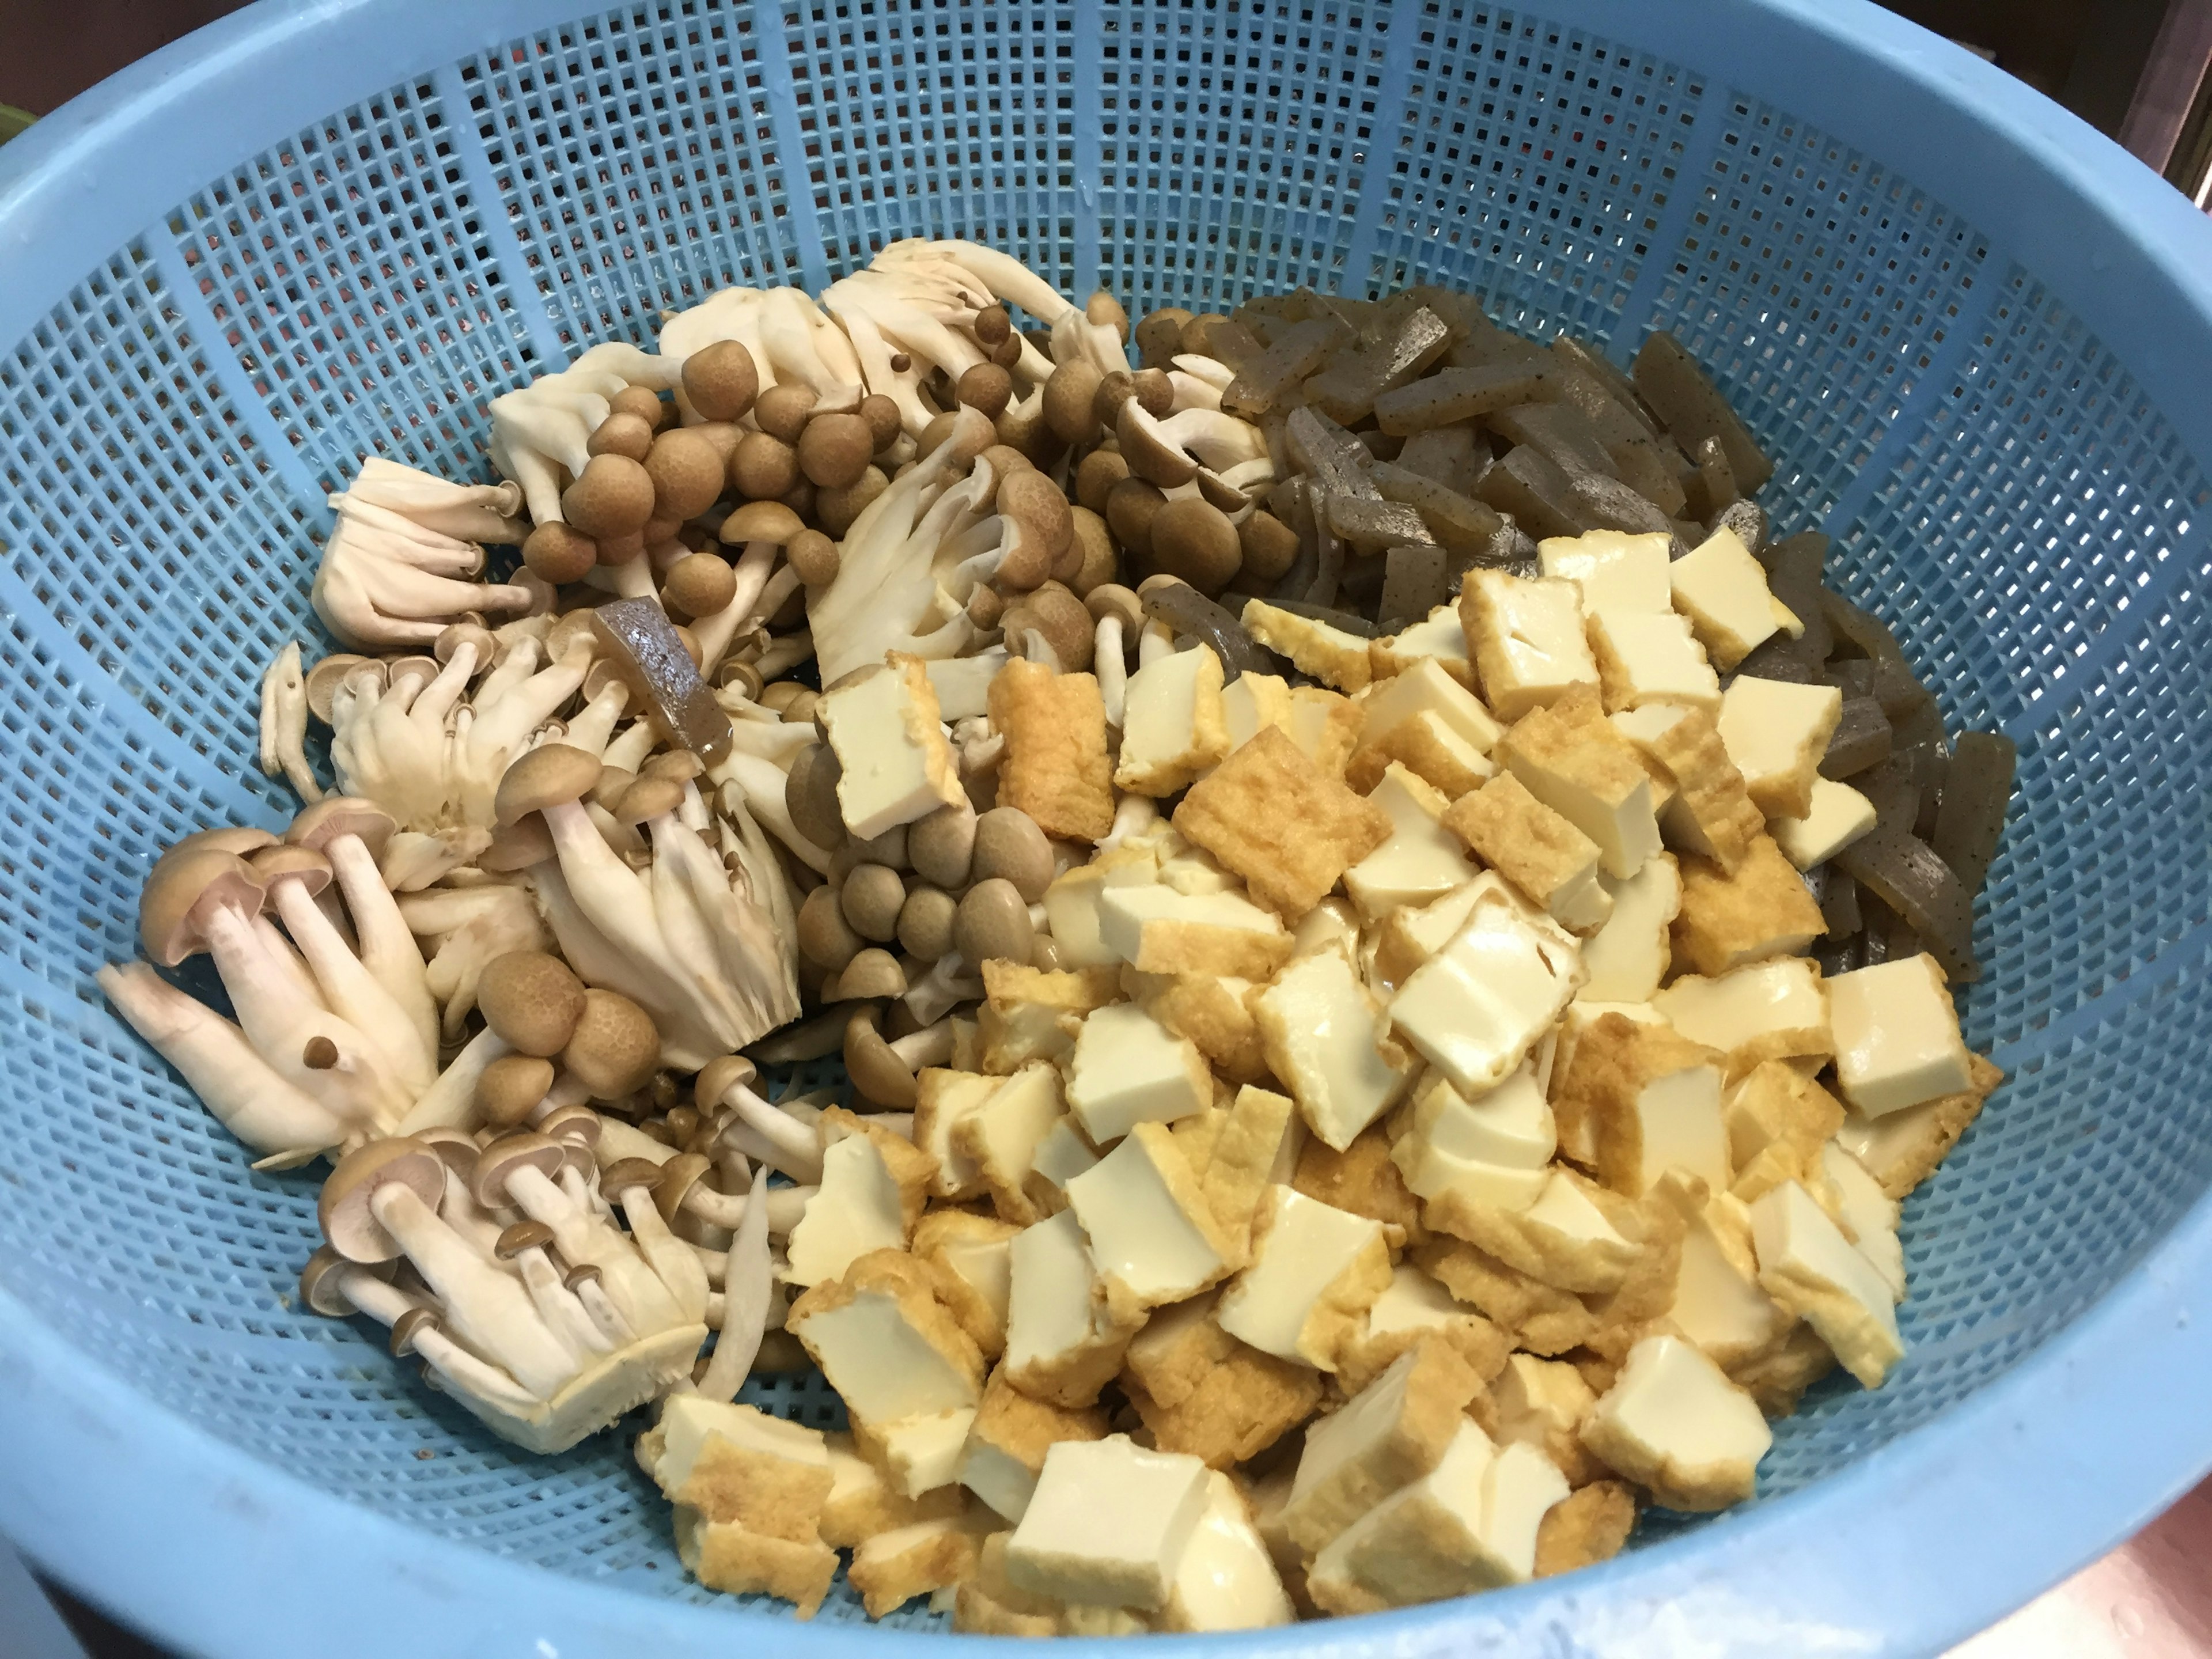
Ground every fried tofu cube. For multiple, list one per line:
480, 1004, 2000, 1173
1371, 876, 1487, 988
958, 1365, 1110, 1524
1717, 675, 1843, 821
640, 1396, 834, 1536
820, 1430, 967, 1548
913, 1210, 1021, 1362
976, 959, 1122, 1074
1283, 1335, 1485, 1552
1723, 1060, 1846, 1202
1282, 684, 1365, 776
1824, 1141, 1907, 1300
1253, 947, 1416, 1152
785, 1107, 936, 1288
1345, 707, 1498, 799
1538, 529, 1674, 612
1202, 1084, 1302, 1251
820, 653, 965, 839
953, 1532, 1066, 1635
1771, 777, 1879, 870
1136, 971, 1270, 1084
1003, 1209, 1145, 1407
1414, 1238, 1596, 1357
1669, 1191, 1794, 1369
1460, 569, 1601, 720
1388, 876, 1587, 1095
1040, 847, 1161, 969
1728, 1322, 1840, 1419
989, 657, 1116, 841
1358, 654, 1506, 756
1579, 853, 1681, 1003
849, 1514, 988, 1619
1835, 1051, 2004, 1199
1219, 670, 1295, 760
1242, 598, 1376, 692
1533, 1480, 1638, 1577
1160, 1471, 1297, 1632
1586, 608, 1722, 717
1749, 1180, 1903, 1388
1343, 763, 1474, 918
1064, 1001, 1213, 1145
1670, 525, 1798, 671
1005, 1435, 1212, 1610
1498, 685, 1665, 879
1612, 702, 1765, 873
1173, 725, 1392, 918
914, 1069, 1002, 1200
1547, 999, 1671, 1166
1394, 1065, 1556, 1214
1578, 1333, 1771, 1510
1116, 642, 1230, 796
1827, 953, 1974, 1119
1096, 882, 1293, 980
1444, 771, 1613, 934
1067, 1123, 1243, 1307
787, 1249, 986, 1428
1656, 956, 1832, 1083
1122, 1294, 1325, 1469
1429, 1166, 1643, 1296
1335, 1263, 1513, 1395
673, 1503, 839, 1618
1574, 1014, 1730, 1199
1291, 1123, 1426, 1243
1307, 1422, 1569, 1611
1028, 1115, 1103, 1200
1490, 1352, 1607, 1487
1369, 603, 1479, 689
1671, 835, 1825, 976
952, 1062, 1067, 1226
1215, 1185, 1394, 1370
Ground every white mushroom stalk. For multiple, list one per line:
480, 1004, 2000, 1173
691, 1170, 772, 1404
312, 491, 536, 652
401, 884, 551, 1039
658, 285, 865, 402
257, 642, 322, 803
334, 457, 530, 546
488, 343, 684, 524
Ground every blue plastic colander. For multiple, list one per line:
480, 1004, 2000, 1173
3, 0, 2210, 1653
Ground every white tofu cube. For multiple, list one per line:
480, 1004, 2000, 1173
1344, 764, 1474, 919
1370, 876, 1486, 987
1219, 671, 1293, 757
1388, 881, 1584, 1096
1820, 1142, 1906, 1300
1028, 1116, 1101, 1192
1460, 569, 1601, 721
1669, 526, 1796, 671
1580, 1334, 1772, 1511
1003, 1209, 1119, 1391
819, 655, 965, 839
1065, 1123, 1236, 1306
646, 1395, 831, 1503
1654, 955, 1832, 1080
1413, 1065, 1556, 1170
1064, 1002, 1213, 1144
1578, 852, 1681, 1002
1252, 946, 1415, 1152
1160, 1471, 1296, 1632
1586, 607, 1722, 716
1827, 955, 1973, 1119
1096, 883, 1291, 981
1006, 1434, 1212, 1609
959, 1062, 1067, 1217
1041, 847, 1160, 968
787, 1265, 981, 1427
1538, 529, 1675, 612
1359, 656, 1505, 755
783, 1128, 912, 1287
1498, 691, 1665, 880
867, 1408, 978, 1498
1115, 642, 1229, 796
1669, 1193, 1793, 1368
1717, 676, 1843, 820
913, 1069, 1000, 1200
1749, 1180, 1904, 1387
1770, 778, 1878, 870
1215, 1185, 1389, 1368
1370, 604, 1478, 687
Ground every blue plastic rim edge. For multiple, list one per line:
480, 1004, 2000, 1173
3, 0, 2212, 1653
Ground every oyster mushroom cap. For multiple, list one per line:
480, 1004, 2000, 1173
320, 1137, 447, 1264
139, 849, 266, 967
494, 745, 604, 827
287, 796, 399, 859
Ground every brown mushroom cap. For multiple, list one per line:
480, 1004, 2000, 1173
815, 467, 888, 539
979, 444, 1033, 486
414, 1126, 480, 1183
752, 384, 817, 445
1131, 368, 1176, 416
719, 499, 806, 547
588, 764, 637, 816
641, 749, 707, 786
796, 881, 864, 972
907, 798, 978, 889
965, 583, 1007, 631
972, 304, 1012, 347
832, 947, 908, 1001
494, 1219, 556, 1260
1014, 582, 1094, 672
157, 826, 279, 868
609, 385, 671, 429
538, 1102, 603, 1149
997, 469, 1074, 565
1238, 509, 1301, 584
843, 1007, 919, 1109
298, 1244, 374, 1316
141, 850, 266, 967
602, 1154, 667, 1202
561, 988, 661, 1099
287, 796, 399, 858
895, 885, 959, 961
1075, 449, 1130, 517
477, 950, 588, 1056
249, 842, 334, 899
796, 412, 874, 490
477, 1052, 556, 1128
682, 340, 760, 423
646, 428, 727, 522
1085, 581, 1145, 635
494, 745, 603, 827
954, 877, 1037, 968
546, 608, 604, 662
563, 453, 658, 540
972, 808, 1055, 902
320, 1137, 447, 1263
730, 431, 800, 501
303, 655, 373, 725
435, 622, 497, 667
1135, 306, 1195, 366
785, 745, 847, 851
857, 394, 902, 452
695, 1053, 757, 1111
1091, 369, 1138, 431
1149, 497, 1243, 595
482, 815, 558, 872
1064, 509, 1118, 597
616, 774, 685, 826
580, 657, 637, 707
783, 529, 839, 592
1086, 291, 1131, 340
469, 1130, 567, 1210
1105, 476, 1168, 557
1118, 400, 1197, 488
840, 863, 908, 944
956, 363, 1014, 419
649, 1152, 712, 1223
588, 410, 656, 462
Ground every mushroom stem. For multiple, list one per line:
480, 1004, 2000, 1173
692, 1177, 772, 1404
323, 834, 440, 1065
395, 1025, 514, 1137
1102, 793, 1160, 849
888, 1021, 957, 1071
752, 630, 815, 680
531, 862, 724, 1070
199, 903, 399, 1125
610, 1185, 713, 1325
711, 753, 833, 874
743, 565, 802, 632
501, 1161, 688, 1337
506, 1236, 613, 1358
259, 642, 324, 802
1094, 616, 1128, 726
716, 1084, 825, 1181
270, 879, 437, 1101
340, 1268, 542, 1414
1138, 616, 1177, 666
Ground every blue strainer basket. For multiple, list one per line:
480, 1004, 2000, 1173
3, 1, 2211, 1653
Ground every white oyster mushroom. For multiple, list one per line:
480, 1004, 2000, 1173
658, 285, 863, 402
257, 641, 322, 803
312, 491, 536, 651
397, 882, 552, 1041
334, 456, 529, 545
487, 342, 683, 523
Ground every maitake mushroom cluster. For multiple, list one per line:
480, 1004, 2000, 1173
104, 245, 2016, 1631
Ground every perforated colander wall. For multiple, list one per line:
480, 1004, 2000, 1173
3, 0, 2211, 1637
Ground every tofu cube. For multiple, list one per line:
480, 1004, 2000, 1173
672, 1503, 839, 1618
1823, 1142, 1907, 1300
958, 1365, 1109, 1524
1835, 1051, 2004, 1200
1717, 675, 1844, 821
1388, 877, 1586, 1096
819, 1430, 967, 1548
1358, 654, 1506, 756
1096, 883, 1293, 981
1459, 569, 1601, 720
783, 1108, 933, 1287
1005, 1434, 1212, 1609
1749, 1180, 1904, 1387
1724, 1060, 1847, 1199
1586, 608, 1721, 717
1414, 1064, 1558, 1170
989, 657, 1116, 842
1669, 1192, 1793, 1369
1027, 1115, 1101, 1193
1498, 686, 1665, 879
1669, 525, 1796, 671
1200, 1084, 1302, 1251
1282, 684, 1365, 775
1370, 603, 1479, 688
1002, 1209, 1142, 1407
1547, 999, 1671, 1167
1770, 777, 1879, 870
1537, 529, 1674, 613
1443, 771, 1613, 934
1434, 1167, 1643, 1296
1491, 1352, 1604, 1487
1064, 1001, 1213, 1145
1578, 1333, 1772, 1511
1335, 1262, 1513, 1395
849, 1514, 987, 1620
819, 653, 965, 839
1120, 1292, 1325, 1469
1160, 1471, 1296, 1632
787, 1249, 986, 1426
1612, 702, 1765, 874
1039, 848, 1161, 970
953, 1062, 1069, 1226
854, 1408, 980, 1501
913, 1068, 1002, 1200
1137, 971, 1269, 1084
1252, 947, 1416, 1152
1283, 1335, 1484, 1552
1215, 1184, 1393, 1369
976, 959, 1122, 1074
1532, 1479, 1639, 1578
1578, 853, 1681, 1003
1066, 1123, 1241, 1307
1656, 956, 1832, 1082
641, 1396, 834, 1535
1672, 835, 1827, 976
1115, 641, 1230, 796
913, 1210, 1021, 1361
1827, 954, 1974, 1119
1372, 876, 1487, 988
1346, 707, 1497, 800
1416, 1236, 1598, 1358
1219, 670, 1294, 757
1308, 1422, 1569, 1612
1172, 725, 1392, 918
1344, 763, 1475, 918
1575, 1015, 1731, 1198
1241, 598, 1375, 693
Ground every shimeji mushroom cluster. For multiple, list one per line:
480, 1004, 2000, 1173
103, 243, 2016, 1630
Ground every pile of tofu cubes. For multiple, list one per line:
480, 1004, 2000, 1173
638, 523, 2002, 1629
